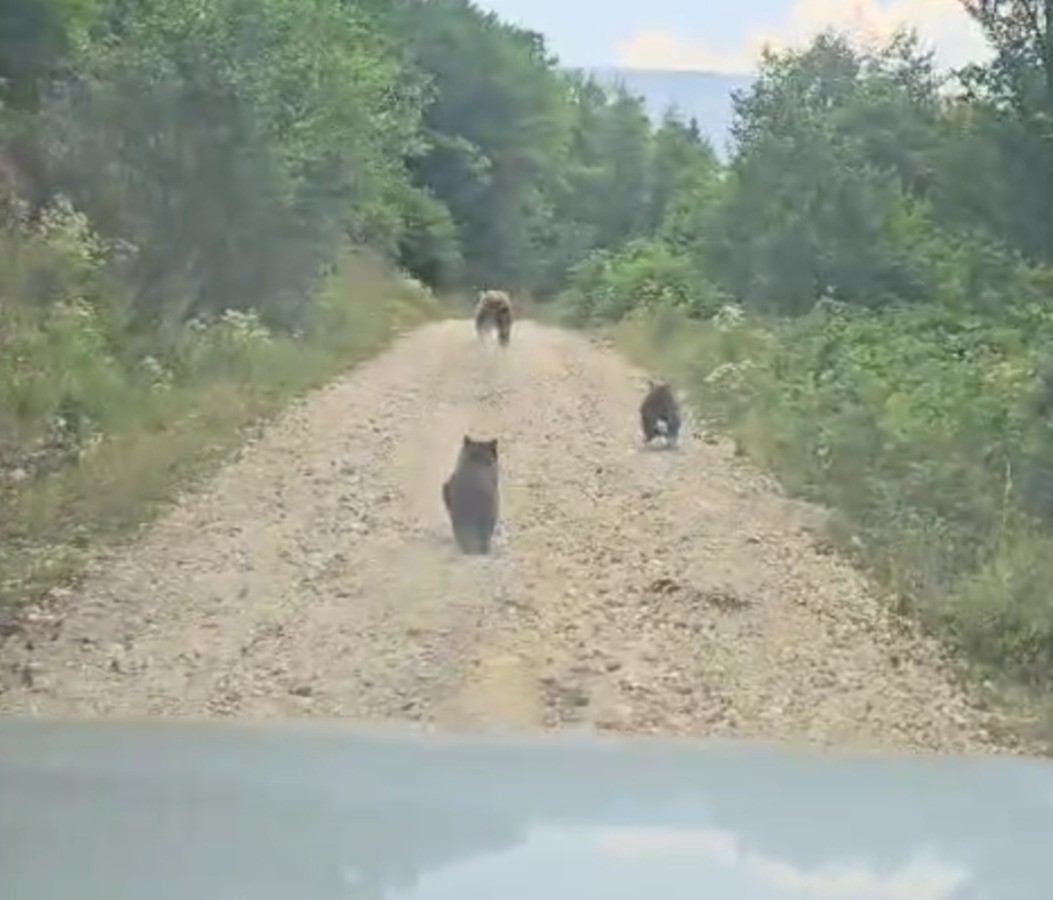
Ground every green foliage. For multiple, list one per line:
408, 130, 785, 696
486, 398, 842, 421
38, 0, 423, 327
393, 0, 574, 289
528, 74, 672, 297
704, 32, 948, 311
0, 194, 128, 461
566, 22, 1053, 708
615, 296, 1053, 690
558, 239, 728, 325
0, 211, 438, 609
2, 0, 683, 317
648, 110, 719, 233
0, 0, 98, 112
393, 183, 465, 290
955, 2, 1053, 263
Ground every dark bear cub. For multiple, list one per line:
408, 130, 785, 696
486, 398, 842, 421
442, 435, 500, 554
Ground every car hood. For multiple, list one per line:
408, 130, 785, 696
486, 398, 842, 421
1, 718, 1052, 899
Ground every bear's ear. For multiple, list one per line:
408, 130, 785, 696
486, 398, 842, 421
488, 439, 498, 458
463, 434, 472, 448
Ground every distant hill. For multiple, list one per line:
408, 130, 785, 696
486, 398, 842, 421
578, 67, 755, 158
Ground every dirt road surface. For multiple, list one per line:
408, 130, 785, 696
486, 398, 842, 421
0, 320, 1035, 754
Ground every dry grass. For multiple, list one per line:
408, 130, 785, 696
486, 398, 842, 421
0, 250, 440, 616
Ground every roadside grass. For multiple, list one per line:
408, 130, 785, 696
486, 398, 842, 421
0, 249, 439, 617
610, 302, 1053, 747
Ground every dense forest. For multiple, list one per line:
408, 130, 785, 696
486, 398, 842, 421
2, 0, 1053, 711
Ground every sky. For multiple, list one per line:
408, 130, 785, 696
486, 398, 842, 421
472, 0, 992, 74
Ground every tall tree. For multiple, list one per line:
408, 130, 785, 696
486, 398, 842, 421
959, 0, 1053, 261
710, 32, 938, 312
40, 0, 421, 326
395, 0, 572, 290
647, 108, 718, 234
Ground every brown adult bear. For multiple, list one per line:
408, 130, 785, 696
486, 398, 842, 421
474, 289, 513, 346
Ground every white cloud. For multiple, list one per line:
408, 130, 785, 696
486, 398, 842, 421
594, 825, 972, 900
398, 823, 974, 900
617, 0, 992, 74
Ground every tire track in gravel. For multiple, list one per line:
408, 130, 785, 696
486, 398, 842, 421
0, 319, 1038, 755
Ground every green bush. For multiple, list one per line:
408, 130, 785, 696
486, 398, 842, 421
552, 27, 1053, 712
37, 0, 423, 329
614, 294, 1053, 691
0, 194, 133, 465
0, 199, 438, 612
557, 239, 729, 325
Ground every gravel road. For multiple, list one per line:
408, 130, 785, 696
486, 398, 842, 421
0, 319, 1033, 754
